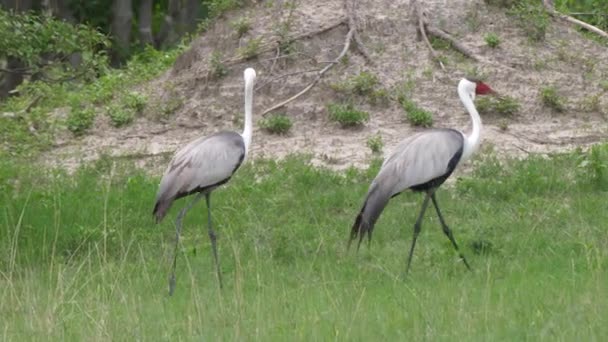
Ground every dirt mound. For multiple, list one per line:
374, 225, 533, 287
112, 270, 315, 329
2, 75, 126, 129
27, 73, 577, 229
47, 0, 608, 173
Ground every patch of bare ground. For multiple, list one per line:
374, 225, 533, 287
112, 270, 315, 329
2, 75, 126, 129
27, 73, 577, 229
45, 0, 608, 174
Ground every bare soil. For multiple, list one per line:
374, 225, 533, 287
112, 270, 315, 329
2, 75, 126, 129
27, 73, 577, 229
46, 0, 608, 174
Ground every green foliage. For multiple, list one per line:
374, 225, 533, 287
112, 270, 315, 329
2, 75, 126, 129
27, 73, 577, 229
238, 38, 262, 59
231, 17, 251, 37
331, 71, 388, 106
207, 0, 244, 19
580, 94, 601, 113
259, 113, 293, 134
122, 92, 147, 113
508, 0, 550, 42
401, 99, 433, 127
210, 51, 228, 79
599, 80, 608, 92
366, 133, 384, 154
1, 45, 185, 157
476, 95, 521, 116
67, 107, 96, 135
484, 32, 501, 48
327, 102, 369, 127
540, 86, 567, 112
429, 36, 452, 50
0, 8, 109, 83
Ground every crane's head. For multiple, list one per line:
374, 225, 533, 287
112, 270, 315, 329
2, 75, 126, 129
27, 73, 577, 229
461, 77, 496, 101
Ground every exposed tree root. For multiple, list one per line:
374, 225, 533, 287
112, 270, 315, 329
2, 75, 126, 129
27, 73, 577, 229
260, 26, 355, 116
259, 0, 371, 116
412, 0, 484, 69
543, 0, 608, 40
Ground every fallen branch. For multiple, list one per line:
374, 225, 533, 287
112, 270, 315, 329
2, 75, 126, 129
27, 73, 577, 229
543, 0, 608, 40
260, 26, 355, 116
426, 26, 481, 62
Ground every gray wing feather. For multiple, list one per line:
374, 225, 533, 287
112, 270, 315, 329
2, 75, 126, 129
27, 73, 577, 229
153, 131, 245, 221
377, 129, 464, 196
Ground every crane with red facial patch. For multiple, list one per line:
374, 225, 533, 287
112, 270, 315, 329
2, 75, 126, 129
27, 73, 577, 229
349, 77, 496, 273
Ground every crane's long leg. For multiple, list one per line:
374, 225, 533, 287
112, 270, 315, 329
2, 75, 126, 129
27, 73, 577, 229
406, 193, 431, 273
205, 193, 223, 289
169, 192, 205, 296
430, 193, 472, 271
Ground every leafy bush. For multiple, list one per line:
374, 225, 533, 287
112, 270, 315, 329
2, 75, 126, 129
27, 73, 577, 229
577, 143, 608, 189
210, 51, 228, 79
540, 86, 566, 112
484, 33, 501, 48
259, 113, 293, 134
327, 103, 369, 127
122, 92, 147, 113
401, 99, 433, 127
67, 107, 96, 135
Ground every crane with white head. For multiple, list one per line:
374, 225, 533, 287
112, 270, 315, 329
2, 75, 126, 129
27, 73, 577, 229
349, 77, 496, 273
153, 67, 257, 295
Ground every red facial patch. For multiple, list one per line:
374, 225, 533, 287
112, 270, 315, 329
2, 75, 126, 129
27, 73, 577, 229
475, 82, 493, 95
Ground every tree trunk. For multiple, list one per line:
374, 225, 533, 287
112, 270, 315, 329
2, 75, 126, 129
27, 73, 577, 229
156, 0, 181, 48
111, 0, 133, 66
138, 0, 154, 46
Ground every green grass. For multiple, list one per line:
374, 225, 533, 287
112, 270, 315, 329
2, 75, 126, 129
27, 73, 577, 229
401, 99, 433, 127
540, 86, 567, 112
327, 102, 369, 127
484, 32, 501, 48
476, 95, 521, 116
2, 147, 608, 340
259, 113, 293, 134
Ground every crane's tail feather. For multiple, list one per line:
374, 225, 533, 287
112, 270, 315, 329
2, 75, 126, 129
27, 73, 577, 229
348, 185, 390, 250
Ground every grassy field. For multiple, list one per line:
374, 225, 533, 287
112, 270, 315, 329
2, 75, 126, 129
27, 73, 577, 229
1, 148, 608, 341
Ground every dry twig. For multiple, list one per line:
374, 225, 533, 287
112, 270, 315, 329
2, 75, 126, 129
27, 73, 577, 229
543, 0, 608, 39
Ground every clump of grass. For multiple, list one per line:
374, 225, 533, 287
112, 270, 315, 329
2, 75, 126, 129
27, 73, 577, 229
540, 86, 566, 112
366, 133, 383, 154
430, 36, 452, 50
401, 99, 433, 127
67, 106, 96, 135
577, 143, 608, 189
239, 38, 262, 60
599, 80, 608, 92
331, 71, 389, 106
327, 102, 369, 127
484, 0, 517, 7
476, 95, 520, 116
484, 32, 501, 48
350, 71, 379, 96
580, 94, 602, 113
231, 17, 251, 37
210, 51, 228, 79
369, 88, 390, 106
508, 0, 550, 42
259, 113, 293, 134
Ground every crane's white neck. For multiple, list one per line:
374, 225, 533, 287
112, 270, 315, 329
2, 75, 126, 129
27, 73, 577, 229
458, 80, 482, 162
242, 70, 255, 155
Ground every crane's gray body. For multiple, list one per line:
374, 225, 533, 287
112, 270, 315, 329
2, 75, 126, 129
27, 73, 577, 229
153, 131, 245, 222
352, 128, 464, 241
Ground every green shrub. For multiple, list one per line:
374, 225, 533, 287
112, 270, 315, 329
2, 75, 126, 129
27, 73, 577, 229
401, 99, 433, 127
67, 107, 96, 135
210, 51, 228, 79
122, 92, 147, 113
327, 102, 369, 127
259, 113, 293, 134
540, 86, 566, 112
484, 32, 501, 48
